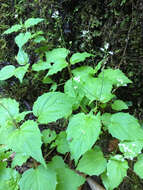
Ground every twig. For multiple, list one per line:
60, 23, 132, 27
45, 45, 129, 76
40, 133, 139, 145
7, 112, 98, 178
77, 171, 105, 190
86, 177, 105, 190
117, 2, 134, 68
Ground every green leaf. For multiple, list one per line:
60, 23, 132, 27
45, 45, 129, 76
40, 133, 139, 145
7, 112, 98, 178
46, 58, 68, 76
15, 48, 29, 65
66, 112, 101, 161
7, 120, 46, 166
94, 58, 106, 74
102, 155, 128, 189
98, 69, 132, 87
0, 123, 15, 144
48, 156, 66, 169
14, 64, 29, 83
32, 60, 51, 71
101, 172, 113, 190
45, 48, 70, 75
15, 32, 31, 48
46, 48, 69, 63
42, 129, 56, 144
119, 141, 143, 160
33, 92, 74, 124
70, 52, 93, 65
0, 163, 20, 190
101, 113, 112, 127
83, 77, 114, 103
48, 156, 85, 190
14, 111, 32, 122
111, 100, 128, 111
0, 65, 15, 80
11, 153, 29, 168
72, 66, 95, 80
34, 36, 46, 43
107, 113, 143, 141
134, 154, 143, 179
0, 98, 19, 126
19, 165, 57, 190
3, 24, 22, 34
51, 131, 70, 154
72, 66, 114, 103
64, 78, 84, 110
24, 18, 44, 28
77, 146, 107, 175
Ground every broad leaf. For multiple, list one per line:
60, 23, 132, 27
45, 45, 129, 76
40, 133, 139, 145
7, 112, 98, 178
32, 60, 51, 71
101, 172, 113, 190
15, 48, 29, 65
102, 155, 128, 189
98, 69, 132, 87
44, 48, 69, 76
94, 58, 106, 74
77, 146, 107, 175
46, 48, 69, 63
101, 113, 112, 127
72, 66, 95, 80
3, 24, 22, 34
44, 48, 70, 75
46, 58, 68, 76
15, 32, 31, 48
14, 64, 29, 83
11, 153, 29, 168
134, 154, 143, 179
111, 100, 128, 111
19, 165, 57, 190
64, 78, 84, 109
48, 156, 85, 190
72, 66, 114, 102
82, 77, 114, 102
70, 52, 93, 65
33, 92, 74, 124
34, 35, 46, 43
0, 65, 15, 80
14, 111, 32, 122
7, 120, 45, 166
24, 18, 44, 28
119, 141, 143, 160
107, 113, 143, 141
51, 131, 70, 154
42, 129, 56, 144
0, 163, 20, 190
66, 112, 101, 161
0, 98, 19, 126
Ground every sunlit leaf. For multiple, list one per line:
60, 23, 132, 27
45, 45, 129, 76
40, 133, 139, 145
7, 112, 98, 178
66, 112, 101, 161
3, 24, 22, 35
33, 92, 74, 124
19, 165, 57, 190
24, 18, 44, 28
77, 146, 107, 175
0, 65, 15, 81
15, 32, 31, 48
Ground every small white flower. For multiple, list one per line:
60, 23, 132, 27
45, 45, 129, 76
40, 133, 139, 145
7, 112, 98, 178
15, 14, 18, 18
109, 51, 114, 55
74, 86, 78, 89
73, 76, 80, 83
104, 42, 109, 50
82, 30, 89, 37
100, 48, 104, 52
51, 11, 59, 18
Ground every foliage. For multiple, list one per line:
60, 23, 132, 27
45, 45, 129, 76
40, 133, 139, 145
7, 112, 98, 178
0, 15, 143, 190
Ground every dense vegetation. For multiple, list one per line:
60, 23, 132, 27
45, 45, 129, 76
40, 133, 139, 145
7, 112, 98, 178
0, 0, 143, 189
